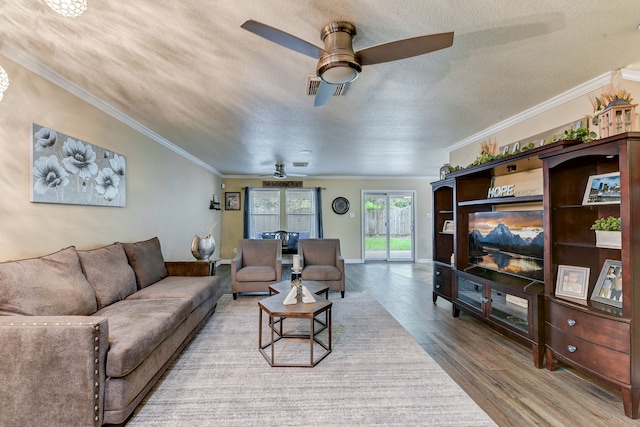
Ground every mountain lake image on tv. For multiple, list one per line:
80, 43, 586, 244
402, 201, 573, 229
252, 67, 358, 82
468, 210, 544, 281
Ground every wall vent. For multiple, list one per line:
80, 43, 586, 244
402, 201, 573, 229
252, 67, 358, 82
306, 75, 347, 96
292, 162, 308, 167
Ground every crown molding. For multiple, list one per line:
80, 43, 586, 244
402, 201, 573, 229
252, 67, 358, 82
0, 39, 221, 176
621, 68, 640, 82
447, 71, 615, 152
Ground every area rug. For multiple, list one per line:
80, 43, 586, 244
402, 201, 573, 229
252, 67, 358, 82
128, 292, 496, 426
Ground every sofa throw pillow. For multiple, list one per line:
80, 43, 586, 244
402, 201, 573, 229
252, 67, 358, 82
121, 237, 168, 289
0, 246, 97, 316
78, 243, 137, 309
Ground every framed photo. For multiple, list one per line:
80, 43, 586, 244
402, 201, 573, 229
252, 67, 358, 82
591, 259, 623, 308
29, 123, 127, 207
582, 172, 621, 205
442, 220, 454, 233
213, 194, 219, 204
225, 192, 241, 210
555, 265, 590, 301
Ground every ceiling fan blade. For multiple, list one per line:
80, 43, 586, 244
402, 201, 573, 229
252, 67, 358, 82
314, 81, 337, 107
241, 20, 326, 59
357, 32, 454, 66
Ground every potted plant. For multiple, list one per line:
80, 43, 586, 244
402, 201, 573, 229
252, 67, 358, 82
591, 216, 621, 249
549, 126, 597, 145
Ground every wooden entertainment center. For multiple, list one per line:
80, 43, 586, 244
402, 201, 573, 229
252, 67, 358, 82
432, 132, 640, 418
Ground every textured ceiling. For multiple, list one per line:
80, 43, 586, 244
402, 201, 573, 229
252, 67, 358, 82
1, 1, 640, 178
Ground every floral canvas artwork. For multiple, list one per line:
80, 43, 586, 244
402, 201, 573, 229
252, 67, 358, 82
30, 123, 126, 207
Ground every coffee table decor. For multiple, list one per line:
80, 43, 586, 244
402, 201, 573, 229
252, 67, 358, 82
283, 280, 316, 305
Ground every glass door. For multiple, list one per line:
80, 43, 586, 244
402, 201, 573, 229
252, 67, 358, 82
363, 191, 415, 261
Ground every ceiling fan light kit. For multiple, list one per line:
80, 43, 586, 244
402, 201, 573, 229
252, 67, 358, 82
317, 22, 361, 84
241, 19, 453, 106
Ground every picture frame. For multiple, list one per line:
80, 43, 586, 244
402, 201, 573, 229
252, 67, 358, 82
29, 123, 127, 207
442, 220, 454, 233
225, 192, 241, 210
213, 194, 219, 204
591, 259, 623, 308
582, 171, 621, 205
555, 265, 590, 301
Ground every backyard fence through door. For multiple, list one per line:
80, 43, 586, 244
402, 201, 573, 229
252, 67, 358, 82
362, 191, 415, 261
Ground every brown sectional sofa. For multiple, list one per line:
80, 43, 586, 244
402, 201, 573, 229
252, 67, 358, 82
0, 237, 220, 426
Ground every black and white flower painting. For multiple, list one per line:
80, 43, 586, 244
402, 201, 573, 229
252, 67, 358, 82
30, 123, 126, 207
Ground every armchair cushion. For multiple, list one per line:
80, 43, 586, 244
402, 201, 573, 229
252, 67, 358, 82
300, 265, 342, 281
241, 239, 280, 267
236, 266, 278, 282
301, 240, 338, 266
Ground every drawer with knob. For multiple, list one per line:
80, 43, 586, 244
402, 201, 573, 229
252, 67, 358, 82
433, 263, 453, 299
546, 301, 629, 353
546, 324, 630, 383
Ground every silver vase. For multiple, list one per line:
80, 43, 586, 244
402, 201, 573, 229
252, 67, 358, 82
191, 235, 216, 260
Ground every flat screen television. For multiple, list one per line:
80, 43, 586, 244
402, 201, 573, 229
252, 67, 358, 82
468, 210, 544, 281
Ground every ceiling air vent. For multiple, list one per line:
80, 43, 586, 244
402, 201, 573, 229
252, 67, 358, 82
306, 75, 347, 96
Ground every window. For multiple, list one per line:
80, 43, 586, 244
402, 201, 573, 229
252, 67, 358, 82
249, 188, 318, 239
249, 189, 280, 239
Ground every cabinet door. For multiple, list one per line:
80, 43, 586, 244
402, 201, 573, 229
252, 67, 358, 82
456, 275, 485, 314
489, 289, 528, 333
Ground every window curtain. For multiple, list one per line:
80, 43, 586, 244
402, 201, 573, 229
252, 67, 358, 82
243, 187, 251, 238
315, 187, 323, 238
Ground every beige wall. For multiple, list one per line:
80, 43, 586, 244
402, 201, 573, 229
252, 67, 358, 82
221, 177, 436, 263
0, 55, 221, 261
450, 76, 640, 168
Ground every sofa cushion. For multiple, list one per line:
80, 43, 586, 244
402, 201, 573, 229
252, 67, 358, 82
236, 266, 277, 282
0, 246, 97, 316
301, 265, 342, 281
78, 243, 137, 309
121, 237, 168, 289
126, 276, 218, 311
94, 298, 191, 377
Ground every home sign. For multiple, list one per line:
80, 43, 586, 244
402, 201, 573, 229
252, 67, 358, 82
487, 184, 515, 198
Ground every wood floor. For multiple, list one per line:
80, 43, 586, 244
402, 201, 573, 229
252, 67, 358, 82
216, 262, 640, 426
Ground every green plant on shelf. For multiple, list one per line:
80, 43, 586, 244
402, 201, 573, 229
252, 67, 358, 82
547, 126, 597, 144
591, 216, 621, 231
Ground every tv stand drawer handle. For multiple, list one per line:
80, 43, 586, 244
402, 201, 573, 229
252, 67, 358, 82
567, 319, 576, 327
567, 345, 577, 353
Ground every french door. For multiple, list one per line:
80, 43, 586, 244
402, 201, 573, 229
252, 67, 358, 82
362, 191, 415, 261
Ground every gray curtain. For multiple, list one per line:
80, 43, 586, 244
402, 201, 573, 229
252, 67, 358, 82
243, 188, 251, 238
315, 187, 323, 238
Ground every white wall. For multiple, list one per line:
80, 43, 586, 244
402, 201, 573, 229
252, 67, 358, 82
0, 55, 221, 261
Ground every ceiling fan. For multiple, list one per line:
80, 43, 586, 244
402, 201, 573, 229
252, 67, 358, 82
241, 19, 454, 106
267, 163, 307, 180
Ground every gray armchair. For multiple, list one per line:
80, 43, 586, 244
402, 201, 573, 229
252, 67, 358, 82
299, 238, 345, 298
231, 239, 282, 299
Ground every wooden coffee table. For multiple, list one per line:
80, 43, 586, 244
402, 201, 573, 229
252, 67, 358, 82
258, 292, 332, 367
